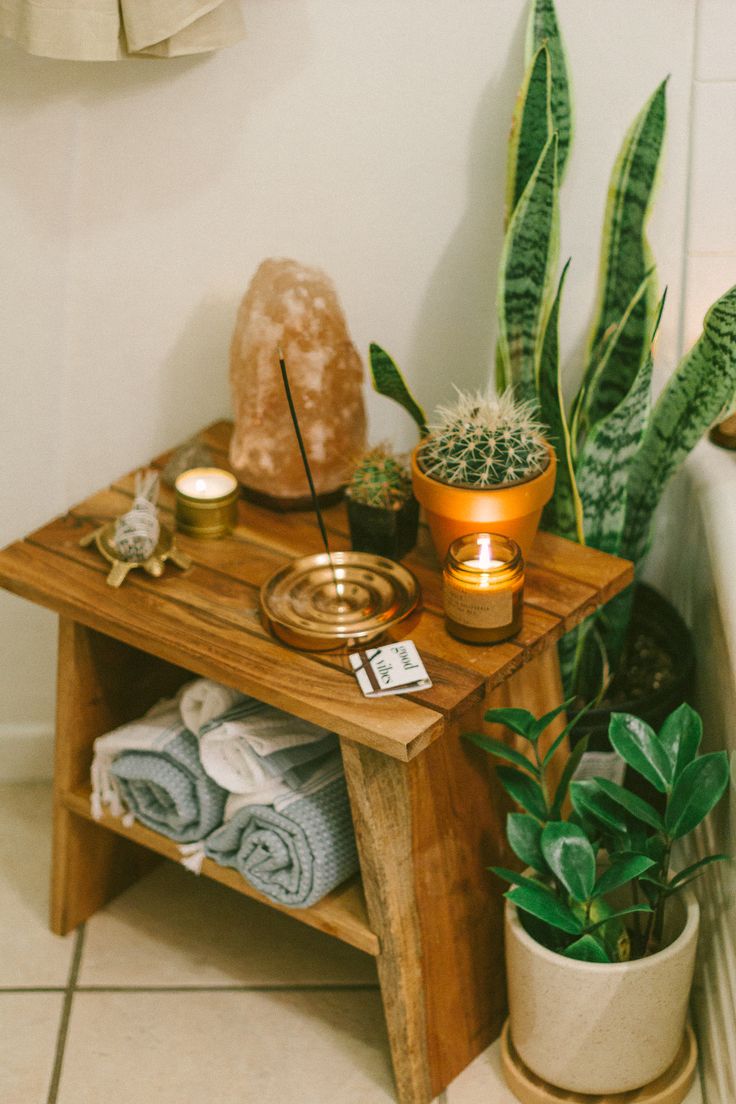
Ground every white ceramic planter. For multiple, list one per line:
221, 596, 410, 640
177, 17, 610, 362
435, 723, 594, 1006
505, 890, 700, 1095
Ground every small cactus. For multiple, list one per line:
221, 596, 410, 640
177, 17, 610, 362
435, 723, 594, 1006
418, 390, 548, 488
347, 445, 413, 510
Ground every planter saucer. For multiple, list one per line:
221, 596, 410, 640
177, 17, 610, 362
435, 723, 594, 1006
500, 1020, 697, 1104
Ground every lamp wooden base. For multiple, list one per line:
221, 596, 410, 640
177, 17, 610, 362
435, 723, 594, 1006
500, 1020, 697, 1104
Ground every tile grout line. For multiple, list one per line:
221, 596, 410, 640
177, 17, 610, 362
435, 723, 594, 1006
72, 982, 381, 993
46, 924, 85, 1104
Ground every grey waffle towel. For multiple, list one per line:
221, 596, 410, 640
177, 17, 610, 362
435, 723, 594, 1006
110, 728, 227, 844
204, 755, 358, 908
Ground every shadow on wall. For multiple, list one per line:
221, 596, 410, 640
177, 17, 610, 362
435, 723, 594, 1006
408, 6, 526, 414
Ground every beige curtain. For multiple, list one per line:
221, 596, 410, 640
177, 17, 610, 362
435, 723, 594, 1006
0, 0, 245, 60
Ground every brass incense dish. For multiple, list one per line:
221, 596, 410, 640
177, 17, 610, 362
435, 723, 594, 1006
80, 522, 192, 588
260, 550, 421, 652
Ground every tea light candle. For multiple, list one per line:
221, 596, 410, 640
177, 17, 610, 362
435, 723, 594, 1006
174, 467, 239, 538
443, 532, 524, 644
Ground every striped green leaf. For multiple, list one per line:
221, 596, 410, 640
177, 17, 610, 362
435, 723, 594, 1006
497, 132, 559, 401
538, 260, 584, 542
581, 80, 666, 430
622, 283, 736, 562
525, 0, 573, 182
575, 347, 652, 555
506, 44, 552, 224
368, 344, 427, 436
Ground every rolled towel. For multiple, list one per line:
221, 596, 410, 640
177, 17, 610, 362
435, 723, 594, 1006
179, 678, 247, 735
110, 728, 228, 844
204, 753, 358, 908
198, 696, 338, 797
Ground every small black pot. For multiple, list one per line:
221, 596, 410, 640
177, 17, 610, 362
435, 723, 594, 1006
571, 583, 696, 801
346, 495, 420, 561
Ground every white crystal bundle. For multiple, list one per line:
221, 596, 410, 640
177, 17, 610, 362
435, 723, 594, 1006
114, 470, 160, 562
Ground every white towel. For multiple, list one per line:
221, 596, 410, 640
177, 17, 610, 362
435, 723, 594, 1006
179, 678, 245, 737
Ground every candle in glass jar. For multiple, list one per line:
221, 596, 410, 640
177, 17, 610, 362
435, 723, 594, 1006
174, 467, 239, 538
443, 532, 524, 644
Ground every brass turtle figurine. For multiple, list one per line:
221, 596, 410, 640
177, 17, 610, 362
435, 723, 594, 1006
80, 522, 192, 588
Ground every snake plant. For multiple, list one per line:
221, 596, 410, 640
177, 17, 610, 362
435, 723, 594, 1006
497, 0, 736, 692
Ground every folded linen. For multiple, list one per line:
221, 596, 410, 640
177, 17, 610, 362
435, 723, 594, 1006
109, 728, 228, 844
197, 695, 338, 798
204, 752, 358, 908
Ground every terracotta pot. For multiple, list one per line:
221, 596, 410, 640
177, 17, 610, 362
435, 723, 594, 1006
411, 443, 556, 563
505, 890, 699, 1095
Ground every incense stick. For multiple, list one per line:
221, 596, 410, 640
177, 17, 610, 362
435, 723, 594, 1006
277, 347, 341, 595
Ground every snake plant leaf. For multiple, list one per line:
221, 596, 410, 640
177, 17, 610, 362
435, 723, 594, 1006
368, 344, 427, 437
496, 766, 549, 820
541, 821, 597, 902
525, 0, 573, 182
497, 132, 559, 401
658, 703, 703, 781
563, 934, 610, 963
608, 712, 672, 793
581, 80, 666, 429
593, 777, 665, 832
538, 260, 584, 542
622, 283, 736, 563
575, 347, 653, 556
506, 884, 583, 934
464, 732, 540, 777
506, 44, 552, 223
665, 752, 730, 839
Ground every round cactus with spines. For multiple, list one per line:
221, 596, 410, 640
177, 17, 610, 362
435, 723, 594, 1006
347, 446, 413, 510
418, 390, 549, 488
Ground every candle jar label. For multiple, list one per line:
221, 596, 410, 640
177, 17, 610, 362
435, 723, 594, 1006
443, 576, 513, 628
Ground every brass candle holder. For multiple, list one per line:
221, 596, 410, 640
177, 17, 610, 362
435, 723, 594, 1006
174, 467, 239, 538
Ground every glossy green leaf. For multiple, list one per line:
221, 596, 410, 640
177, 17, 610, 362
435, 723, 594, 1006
368, 344, 427, 436
542, 697, 598, 769
575, 347, 653, 556
608, 713, 672, 793
531, 697, 575, 742
538, 260, 584, 542
464, 733, 539, 776
665, 752, 730, 839
593, 777, 664, 832
541, 822, 596, 902
507, 813, 549, 873
506, 44, 552, 222
484, 707, 537, 740
570, 780, 628, 834
525, 0, 573, 182
563, 934, 611, 963
496, 767, 548, 820
506, 884, 583, 934
622, 283, 736, 563
490, 866, 552, 892
549, 734, 589, 819
658, 704, 702, 780
585, 903, 652, 935
581, 81, 665, 430
496, 133, 559, 401
670, 854, 729, 888
593, 855, 655, 898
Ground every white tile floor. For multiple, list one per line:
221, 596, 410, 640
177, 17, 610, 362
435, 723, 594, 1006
0, 783, 703, 1104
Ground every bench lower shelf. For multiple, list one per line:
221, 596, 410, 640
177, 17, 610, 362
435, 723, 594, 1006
62, 785, 379, 957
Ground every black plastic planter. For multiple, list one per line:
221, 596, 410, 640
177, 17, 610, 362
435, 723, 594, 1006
346, 496, 420, 561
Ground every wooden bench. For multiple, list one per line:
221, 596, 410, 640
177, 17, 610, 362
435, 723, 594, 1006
0, 420, 633, 1104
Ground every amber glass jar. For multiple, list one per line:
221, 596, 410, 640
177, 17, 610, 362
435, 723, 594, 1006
443, 532, 524, 644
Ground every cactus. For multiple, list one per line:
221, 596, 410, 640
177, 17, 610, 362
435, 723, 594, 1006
347, 446, 413, 510
418, 390, 548, 488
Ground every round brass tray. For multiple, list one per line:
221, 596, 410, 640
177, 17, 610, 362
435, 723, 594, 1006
260, 551, 421, 652
80, 522, 192, 588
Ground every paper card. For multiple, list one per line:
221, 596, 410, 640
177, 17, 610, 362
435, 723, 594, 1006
349, 641, 432, 698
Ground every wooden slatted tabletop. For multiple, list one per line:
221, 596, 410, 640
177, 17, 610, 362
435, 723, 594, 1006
0, 420, 633, 762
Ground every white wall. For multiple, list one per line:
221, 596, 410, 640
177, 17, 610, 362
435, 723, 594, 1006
0, 0, 697, 770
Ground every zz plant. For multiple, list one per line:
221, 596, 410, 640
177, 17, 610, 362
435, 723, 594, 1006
466, 702, 729, 962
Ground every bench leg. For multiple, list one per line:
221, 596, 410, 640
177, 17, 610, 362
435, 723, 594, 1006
51, 618, 189, 935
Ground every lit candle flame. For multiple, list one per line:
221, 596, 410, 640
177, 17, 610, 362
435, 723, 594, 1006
477, 534, 493, 570
195, 478, 208, 495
